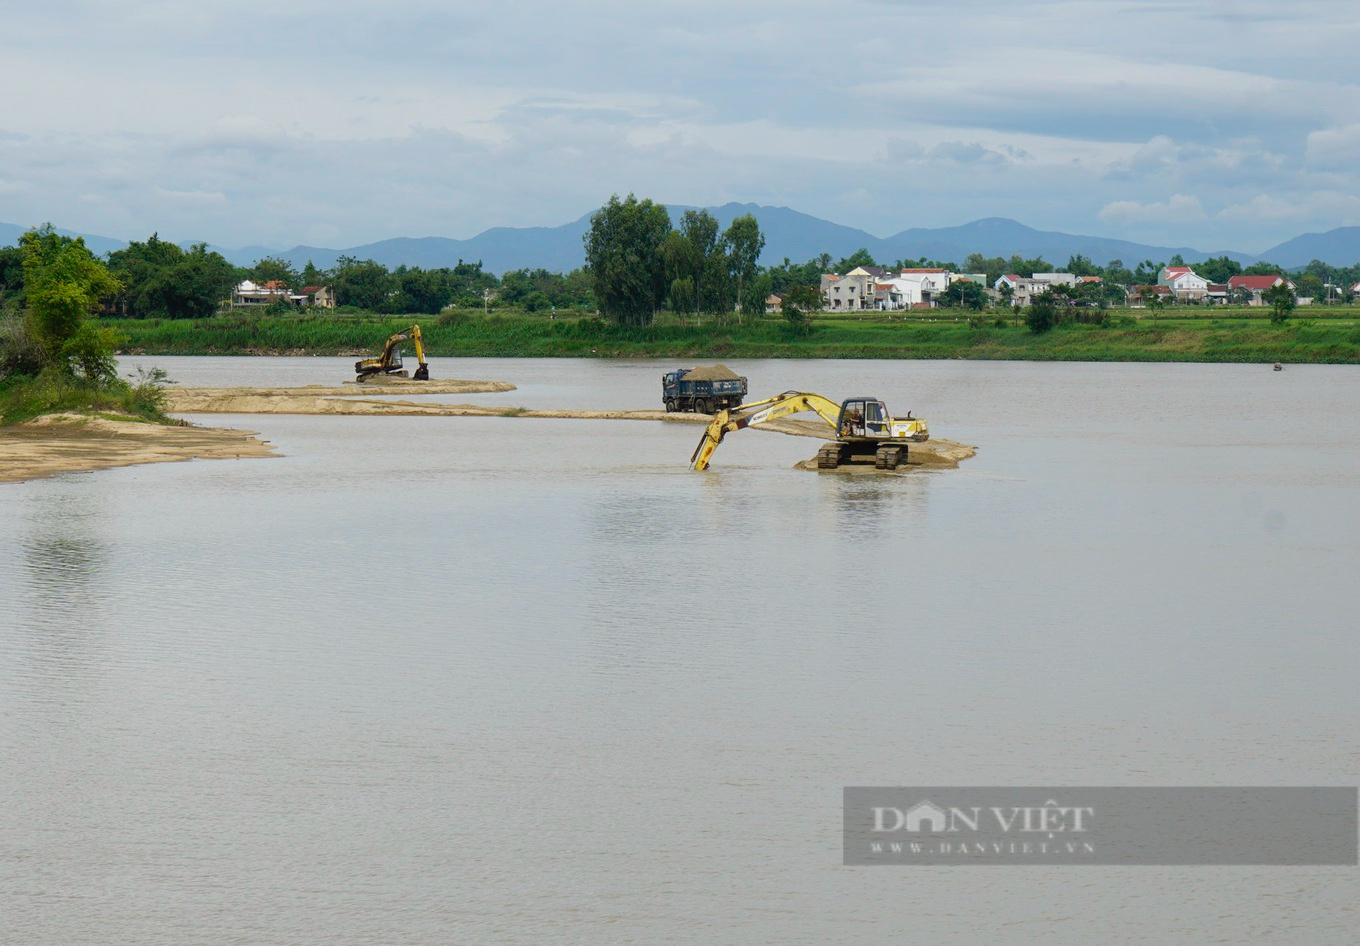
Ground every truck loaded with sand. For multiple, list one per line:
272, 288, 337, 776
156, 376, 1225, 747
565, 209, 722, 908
662, 364, 747, 413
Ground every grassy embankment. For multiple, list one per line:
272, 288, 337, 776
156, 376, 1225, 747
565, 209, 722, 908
0, 368, 172, 426
105, 307, 1360, 364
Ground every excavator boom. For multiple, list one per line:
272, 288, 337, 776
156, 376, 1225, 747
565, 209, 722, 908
690, 392, 844, 470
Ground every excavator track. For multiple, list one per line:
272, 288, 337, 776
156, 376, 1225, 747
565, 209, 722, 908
874, 444, 907, 470
817, 442, 846, 469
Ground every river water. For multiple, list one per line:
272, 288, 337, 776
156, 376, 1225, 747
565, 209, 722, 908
2, 356, 1357, 945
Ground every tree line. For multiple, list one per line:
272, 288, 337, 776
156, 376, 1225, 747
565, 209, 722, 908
5, 207, 1360, 334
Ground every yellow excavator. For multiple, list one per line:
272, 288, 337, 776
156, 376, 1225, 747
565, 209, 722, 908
355, 324, 430, 382
690, 391, 928, 471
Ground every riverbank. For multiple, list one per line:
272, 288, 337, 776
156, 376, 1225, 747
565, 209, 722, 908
105, 312, 1360, 363
0, 413, 277, 483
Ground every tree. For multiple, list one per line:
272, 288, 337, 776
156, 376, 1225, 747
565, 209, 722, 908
939, 280, 987, 310
110, 240, 238, 319
1294, 272, 1324, 303
1102, 259, 1134, 289
332, 256, 394, 310
583, 194, 671, 327
249, 256, 298, 287
1025, 288, 1058, 334
834, 248, 877, 272
1065, 254, 1099, 278
661, 230, 699, 323
1196, 255, 1243, 284
20, 226, 122, 375
1133, 259, 1165, 284
676, 209, 723, 319
1262, 282, 1296, 324
299, 261, 329, 288
724, 214, 765, 322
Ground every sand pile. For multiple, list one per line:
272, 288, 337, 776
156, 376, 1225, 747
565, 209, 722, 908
680, 364, 743, 381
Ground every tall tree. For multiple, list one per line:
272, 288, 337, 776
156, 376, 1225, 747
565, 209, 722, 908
583, 194, 671, 327
678, 209, 724, 317
661, 230, 699, 323
723, 213, 765, 322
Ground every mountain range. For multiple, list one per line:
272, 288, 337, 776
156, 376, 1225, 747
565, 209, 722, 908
5, 206, 1360, 274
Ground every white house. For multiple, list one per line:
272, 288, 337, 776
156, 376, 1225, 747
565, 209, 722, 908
1033, 272, 1079, 288
1159, 266, 1210, 302
876, 277, 926, 309
994, 274, 1041, 306
821, 267, 884, 311
231, 280, 336, 309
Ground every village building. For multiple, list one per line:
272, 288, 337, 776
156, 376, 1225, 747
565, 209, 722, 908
1227, 274, 1295, 306
232, 280, 336, 310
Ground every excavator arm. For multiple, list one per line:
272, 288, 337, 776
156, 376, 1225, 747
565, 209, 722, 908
690, 391, 843, 471
408, 324, 429, 380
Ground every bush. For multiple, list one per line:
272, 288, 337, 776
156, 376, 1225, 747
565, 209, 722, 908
0, 311, 44, 377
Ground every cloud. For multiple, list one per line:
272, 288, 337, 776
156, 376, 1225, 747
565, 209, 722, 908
1305, 125, 1360, 171
1217, 192, 1360, 227
1099, 195, 1208, 226
1, 0, 1359, 252
152, 187, 230, 207
928, 141, 1026, 167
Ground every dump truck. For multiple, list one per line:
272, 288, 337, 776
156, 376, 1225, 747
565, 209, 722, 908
690, 391, 928, 471
662, 364, 748, 414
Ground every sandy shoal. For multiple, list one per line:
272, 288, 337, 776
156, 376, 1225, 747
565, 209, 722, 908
0, 414, 277, 484
3, 377, 974, 483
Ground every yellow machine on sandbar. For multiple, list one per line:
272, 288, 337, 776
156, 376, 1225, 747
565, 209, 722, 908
355, 324, 430, 382
690, 391, 928, 471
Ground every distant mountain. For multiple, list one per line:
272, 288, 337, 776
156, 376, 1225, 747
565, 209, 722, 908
1260, 226, 1360, 268
875, 217, 1255, 270
254, 206, 1263, 275
0, 221, 127, 258
15, 206, 1360, 274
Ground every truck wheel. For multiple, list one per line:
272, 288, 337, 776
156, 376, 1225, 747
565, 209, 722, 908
694, 398, 708, 414
665, 398, 677, 412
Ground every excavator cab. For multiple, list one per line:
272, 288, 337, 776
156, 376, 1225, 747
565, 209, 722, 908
837, 399, 892, 438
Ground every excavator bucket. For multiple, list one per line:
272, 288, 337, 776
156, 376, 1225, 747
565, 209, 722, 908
413, 364, 430, 381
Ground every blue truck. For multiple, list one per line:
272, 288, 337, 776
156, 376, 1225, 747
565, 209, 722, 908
662, 365, 748, 414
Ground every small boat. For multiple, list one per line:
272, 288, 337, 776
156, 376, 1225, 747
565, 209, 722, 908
1273, 362, 1283, 371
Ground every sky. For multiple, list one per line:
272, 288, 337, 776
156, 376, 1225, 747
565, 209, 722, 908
2, 0, 1359, 256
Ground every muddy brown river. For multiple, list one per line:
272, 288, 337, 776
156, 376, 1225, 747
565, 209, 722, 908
2, 356, 1357, 945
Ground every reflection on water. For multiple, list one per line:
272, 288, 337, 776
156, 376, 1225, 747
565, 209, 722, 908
2, 358, 1357, 945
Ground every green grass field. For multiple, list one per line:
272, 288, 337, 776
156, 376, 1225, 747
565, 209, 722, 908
102, 307, 1360, 364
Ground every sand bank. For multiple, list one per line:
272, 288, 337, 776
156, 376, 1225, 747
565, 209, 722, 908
0, 414, 277, 484
3, 378, 973, 483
